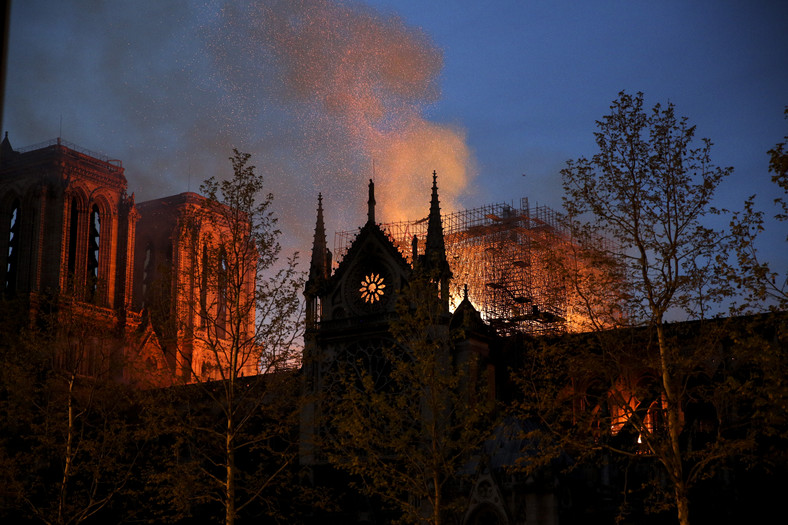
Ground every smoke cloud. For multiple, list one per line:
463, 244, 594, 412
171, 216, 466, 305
4, 0, 476, 252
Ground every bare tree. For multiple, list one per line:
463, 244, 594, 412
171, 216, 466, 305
0, 296, 144, 525
156, 150, 304, 525
517, 92, 760, 525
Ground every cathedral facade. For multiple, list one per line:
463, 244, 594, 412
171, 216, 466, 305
299, 175, 534, 525
0, 135, 257, 385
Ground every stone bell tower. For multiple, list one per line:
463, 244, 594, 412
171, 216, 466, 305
0, 135, 158, 381
0, 135, 137, 310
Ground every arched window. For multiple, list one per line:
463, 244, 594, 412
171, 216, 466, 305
164, 241, 173, 311
5, 199, 20, 294
200, 244, 209, 327
217, 247, 228, 339
141, 241, 154, 309
67, 197, 79, 285
87, 204, 101, 298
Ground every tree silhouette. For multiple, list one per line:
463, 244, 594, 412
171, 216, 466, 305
325, 271, 494, 525
154, 150, 304, 525
516, 92, 767, 525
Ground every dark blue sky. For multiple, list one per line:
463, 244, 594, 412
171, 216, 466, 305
4, 0, 787, 271
371, 1, 787, 205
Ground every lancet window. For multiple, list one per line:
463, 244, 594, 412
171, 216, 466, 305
141, 241, 154, 309
67, 197, 80, 285
200, 243, 209, 327
5, 199, 20, 294
217, 247, 228, 339
87, 204, 101, 299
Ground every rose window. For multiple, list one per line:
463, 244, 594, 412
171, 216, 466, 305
359, 273, 386, 303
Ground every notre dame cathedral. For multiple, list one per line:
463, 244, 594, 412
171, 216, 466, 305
3, 133, 773, 524
0, 133, 559, 523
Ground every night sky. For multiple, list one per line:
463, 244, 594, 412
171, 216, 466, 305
4, 0, 787, 273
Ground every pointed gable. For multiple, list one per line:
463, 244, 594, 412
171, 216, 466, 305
318, 180, 412, 321
0, 132, 16, 165
325, 220, 412, 320
451, 288, 490, 335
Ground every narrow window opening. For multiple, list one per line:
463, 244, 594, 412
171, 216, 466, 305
200, 244, 209, 327
87, 205, 101, 299
217, 248, 228, 339
67, 198, 79, 287
142, 242, 153, 309
5, 199, 20, 294
164, 241, 173, 312
157, 242, 174, 340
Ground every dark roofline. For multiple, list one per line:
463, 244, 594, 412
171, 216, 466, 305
15, 137, 123, 172
136, 191, 207, 209
1, 135, 126, 180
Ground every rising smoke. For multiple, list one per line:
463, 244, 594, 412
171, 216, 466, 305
5, 0, 476, 251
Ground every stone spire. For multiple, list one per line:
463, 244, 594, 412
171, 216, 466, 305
367, 178, 376, 225
308, 193, 329, 283
306, 193, 331, 329
425, 171, 448, 270
423, 171, 452, 309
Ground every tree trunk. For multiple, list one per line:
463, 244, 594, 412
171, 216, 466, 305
226, 374, 236, 525
226, 425, 235, 525
433, 469, 442, 525
58, 373, 77, 525
226, 333, 237, 525
675, 482, 691, 525
656, 323, 690, 525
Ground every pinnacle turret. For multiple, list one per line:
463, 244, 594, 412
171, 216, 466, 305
421, 171, 452, 310
367, 178, 376, 225
425, 170, 447, 265
308, 193, 330, 284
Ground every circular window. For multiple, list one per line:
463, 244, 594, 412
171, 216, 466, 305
345, 261, 394, 315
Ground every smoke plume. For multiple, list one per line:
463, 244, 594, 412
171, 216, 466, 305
4, 0, 476, 251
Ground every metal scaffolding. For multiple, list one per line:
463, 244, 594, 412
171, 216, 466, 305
334, 198, 573, 335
